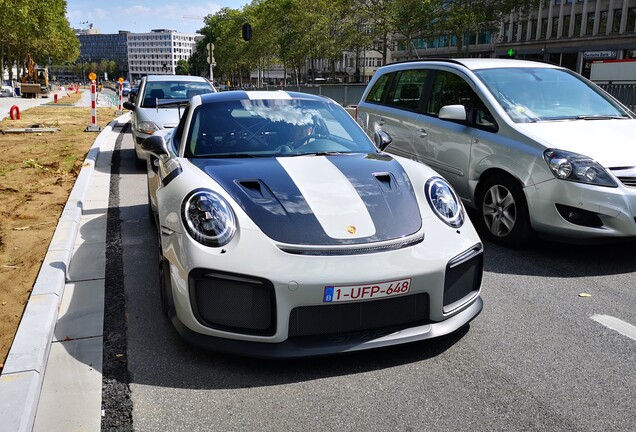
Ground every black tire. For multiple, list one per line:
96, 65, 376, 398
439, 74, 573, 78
159, 256, 174, 318
476, 173, 532, 247
135, 154, 146, 169
147, 181, 157, 226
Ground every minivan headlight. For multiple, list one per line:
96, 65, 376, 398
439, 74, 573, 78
543, 149, 617, 187
137, 121, 160, 135
425, 177, 464, 228
182, 189, 236, 247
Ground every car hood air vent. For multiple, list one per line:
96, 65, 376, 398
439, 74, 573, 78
374, 172, 397, 192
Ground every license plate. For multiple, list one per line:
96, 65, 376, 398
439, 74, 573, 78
323, 278, 411, 303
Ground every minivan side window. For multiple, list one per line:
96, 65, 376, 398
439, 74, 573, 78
364, 73, 392, 104
388, 69, 427, 111
427, 71, 473, 117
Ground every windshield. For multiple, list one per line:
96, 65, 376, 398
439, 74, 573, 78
184, 98, 377, 158
474, 67, 631, 123
141, 80, 214, 107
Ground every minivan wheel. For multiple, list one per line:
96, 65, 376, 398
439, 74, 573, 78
477, 174, 531, 247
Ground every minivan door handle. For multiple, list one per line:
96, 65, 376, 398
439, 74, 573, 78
417, 128, 428, 138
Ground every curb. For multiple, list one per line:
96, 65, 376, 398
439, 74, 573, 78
0, 114, 126, 432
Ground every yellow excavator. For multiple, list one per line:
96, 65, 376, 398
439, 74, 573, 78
20, 54, 50, 98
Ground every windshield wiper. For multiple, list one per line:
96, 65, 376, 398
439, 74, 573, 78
197, 153, 256, 158
575, 115, 628, 120
290, 151, 352, 157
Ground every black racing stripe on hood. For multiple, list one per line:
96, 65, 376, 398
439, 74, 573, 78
189, 154, 422, 245
326, 153, 422, 238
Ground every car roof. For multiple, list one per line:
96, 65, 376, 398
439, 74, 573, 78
144, 75, 210, 83
384, 58, 561, 72
199, 90, 330, 104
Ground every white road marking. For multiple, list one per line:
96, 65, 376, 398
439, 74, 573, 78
591, 315, 636, 342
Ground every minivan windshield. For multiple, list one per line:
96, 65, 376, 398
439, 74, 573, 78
141, 80, 214, 107
185, 98, 376, 158
474, 67, 632, 123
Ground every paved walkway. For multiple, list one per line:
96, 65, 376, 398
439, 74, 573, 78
0, 96, 128, 430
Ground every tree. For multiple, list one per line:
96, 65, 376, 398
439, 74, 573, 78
0, 0, 78, 81
391, 0, 441, 59
176, 59, 189, 75
436, 0, 542, 54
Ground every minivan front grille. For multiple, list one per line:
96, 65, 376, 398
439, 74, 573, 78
617, 177, 636, 188
610, 167, 636, 188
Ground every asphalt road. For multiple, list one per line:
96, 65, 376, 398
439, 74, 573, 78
112, 128, 636, 432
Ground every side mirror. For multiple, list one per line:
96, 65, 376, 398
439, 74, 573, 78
123, 101, 135, 111
439, 105, 467, 121
141, 135, 169, 157
373, 130, 392, 151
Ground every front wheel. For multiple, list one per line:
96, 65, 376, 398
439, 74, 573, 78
476, 174, 532, 247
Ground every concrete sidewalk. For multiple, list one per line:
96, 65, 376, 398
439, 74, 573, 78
0, 113, 129, 432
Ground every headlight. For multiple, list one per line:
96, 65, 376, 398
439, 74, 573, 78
425, 177, 464, 228
543, 149, 617, 187
182, 189, 236, 247
137, 121, 159, 135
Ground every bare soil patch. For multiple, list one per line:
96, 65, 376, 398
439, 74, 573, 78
0, 95, 118, 371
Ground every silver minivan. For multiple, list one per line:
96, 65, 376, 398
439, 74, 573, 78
356, 58, 636, 246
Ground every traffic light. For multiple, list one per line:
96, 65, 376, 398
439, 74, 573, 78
242, 23, 252, 41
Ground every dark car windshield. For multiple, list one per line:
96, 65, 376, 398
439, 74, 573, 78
474, 67, 632, 123
141, 81, 213, 107
184, 98, 377, 158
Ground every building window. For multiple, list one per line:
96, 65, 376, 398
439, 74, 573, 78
478, 31, 491, 44
612, 9, 622, 33
574, 13, 583, 35
627, 8, 636, 32
551, 17, 559, 38
530, 20, 537, 39
541, 18, 548, 38
586, 12, 595, 35
562, 15, 570, 37
599, 10, 608, 34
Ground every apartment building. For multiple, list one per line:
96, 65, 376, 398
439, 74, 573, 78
127, 29, 202, 82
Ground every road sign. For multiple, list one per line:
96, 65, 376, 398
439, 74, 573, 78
88, 72, 97, 81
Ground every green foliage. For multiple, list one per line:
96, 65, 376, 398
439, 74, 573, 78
0, 0, 79, 76
181, 0, 544, 83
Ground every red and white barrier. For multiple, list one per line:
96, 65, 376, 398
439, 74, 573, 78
85, 81, 102, 132
116, 81, 123, 114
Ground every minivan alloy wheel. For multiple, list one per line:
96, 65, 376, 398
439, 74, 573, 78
477, 174, 531, 247
483, 184, 516, 237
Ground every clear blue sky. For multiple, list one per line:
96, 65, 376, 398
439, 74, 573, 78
66, 0, 248, 34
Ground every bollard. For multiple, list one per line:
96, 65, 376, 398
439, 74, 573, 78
85, 81, 102, 132
54, 93, 58, 103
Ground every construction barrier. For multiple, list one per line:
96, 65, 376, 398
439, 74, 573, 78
118, 82, 123, 111
85, 81, 102, 132
9, 105, 20, 120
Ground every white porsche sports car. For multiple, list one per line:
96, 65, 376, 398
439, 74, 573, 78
141, 90, 484, 358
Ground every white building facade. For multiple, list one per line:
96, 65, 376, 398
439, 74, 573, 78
127, 29, 201, 81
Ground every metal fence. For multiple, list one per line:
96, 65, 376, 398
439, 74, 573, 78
256, 83, 636, 113
254, 84, 367, 107
597, 83, 636, 113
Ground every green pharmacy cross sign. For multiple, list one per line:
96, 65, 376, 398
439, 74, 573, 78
508, 48, 516, 57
